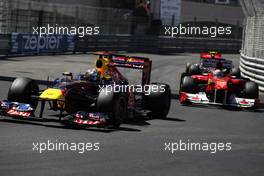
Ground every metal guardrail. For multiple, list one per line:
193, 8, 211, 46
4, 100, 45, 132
158, 37, 241, 53
240, 53, 264, 91
75, 35, 241, 53
0, 33, 241, 56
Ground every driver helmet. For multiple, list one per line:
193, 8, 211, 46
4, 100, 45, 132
213, 69, 224, 78
85, 69, 100, 82
62, 72, 73, 80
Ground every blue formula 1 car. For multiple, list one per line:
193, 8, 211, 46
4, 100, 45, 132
0, 53, 171, 129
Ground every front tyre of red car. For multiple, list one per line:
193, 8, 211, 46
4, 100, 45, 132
179, 72, 188, 94
243, 81, 259, 99
243, 81, 259, 110
179, 76, 198, 105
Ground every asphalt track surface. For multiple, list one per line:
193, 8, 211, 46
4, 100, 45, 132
0, 53, 263, 176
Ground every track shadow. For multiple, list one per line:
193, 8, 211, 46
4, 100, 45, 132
0, 113, 186, 132
157, 117, 186, 122
181, 103, 230, 111
171, 92, 179, 100
0, 75, 53, 85
124, 115, 186, 125
0, 57, 24, 62
0, 118, 71, 130
0, 117, 141, 133
115, 126, 141, 132
0, 76, 16, 82
181, 103, 264, 113
124, 117, 151, 126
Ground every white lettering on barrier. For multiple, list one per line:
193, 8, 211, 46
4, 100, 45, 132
23, 35, 63, 52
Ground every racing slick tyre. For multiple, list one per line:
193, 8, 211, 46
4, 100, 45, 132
185, 62, 191, 74
180, 76, 197, 93
65, 89, 80, 114
179, 72, 188, 94
145, 83, 171, 119
188, 64, 201, 75
230, 67, 241, 78
97, 87, 127, 129
7, 77, 39, 109
243, 81, 259, 99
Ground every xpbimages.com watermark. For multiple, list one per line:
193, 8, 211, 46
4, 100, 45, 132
164, 140, 232, 154
164, 24, 232, 38
32, 140, 100, 154
98, 83, 166, 95
32, 24, 100, 37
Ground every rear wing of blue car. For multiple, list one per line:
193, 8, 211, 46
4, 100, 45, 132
94, 52, 152, 85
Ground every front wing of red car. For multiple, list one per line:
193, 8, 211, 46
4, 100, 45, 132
180, 92, 260, 109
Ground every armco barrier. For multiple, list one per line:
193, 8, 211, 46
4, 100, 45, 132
0, 34, 241, 56
75, 35, 241, 53
158, 37, 241, 53
9, 33, 76, 55
0, 34, 10, 56
240, 53, 264, 91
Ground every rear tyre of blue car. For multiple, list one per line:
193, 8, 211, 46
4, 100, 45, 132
145, 83, 171, 119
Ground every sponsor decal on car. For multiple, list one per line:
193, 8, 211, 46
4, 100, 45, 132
7, 109, 31, 117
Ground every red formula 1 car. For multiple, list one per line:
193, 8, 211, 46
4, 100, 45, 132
182, 51, 239, 77
180, 51, 240, 92
0, 53, 171, 129
179, 69, 260, 109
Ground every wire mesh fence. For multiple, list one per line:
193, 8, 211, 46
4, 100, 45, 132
0, 0, 133, 34
241, 14, 264, 58
240, 0, 264, 58
239, 0, 264, 91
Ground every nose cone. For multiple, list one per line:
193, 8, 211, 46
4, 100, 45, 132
215, 80, 228, 90
40, 88, 64, 100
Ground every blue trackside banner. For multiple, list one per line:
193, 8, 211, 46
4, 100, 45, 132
10, 33, 76, 54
